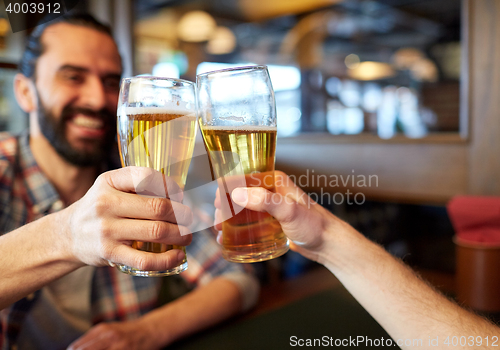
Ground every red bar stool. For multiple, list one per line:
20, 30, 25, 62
448, 196, 500, 312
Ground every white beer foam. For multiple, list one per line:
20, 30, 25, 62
201, 125, 277, 131
122, 106, 195, 116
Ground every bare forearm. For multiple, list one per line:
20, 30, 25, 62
219, 177, 500, 349
138, 277, 243, 348
320, 225, 498, 349
0, 212, 81, 309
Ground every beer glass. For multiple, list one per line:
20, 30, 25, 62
116, 76, 197, 276
197, 65, 289, 263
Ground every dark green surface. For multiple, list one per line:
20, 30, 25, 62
169, 285, 396, 350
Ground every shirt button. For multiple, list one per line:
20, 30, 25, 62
52, 200, 64, 211
32, 204, 40, 214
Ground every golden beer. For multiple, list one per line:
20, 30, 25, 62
117, 108, 197, 275
201, 125, 289, 263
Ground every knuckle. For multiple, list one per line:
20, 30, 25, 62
179, 225, 191, 237
95, 172, 114, 191
149, 221, 165, 241
167, 223, 181, 237
99, 242, 115, 261
134, 254, 149, 271
248, 189, 263, 205
260, 187, 272, 197
94, 197, 111, 216
275, 170, 287, 179
275, 171, 292, 186
183, 233, 193, 245
99, 220, 113, 239
162, 254, 173, 270
133, 166, 153, 179
280, 202, 297, 224
94, 172, 107, 186
255, 187, 270, 205
141, 166, 156, 177
148, 198, 173, 219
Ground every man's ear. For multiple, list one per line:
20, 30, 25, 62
14, 73, 37, 113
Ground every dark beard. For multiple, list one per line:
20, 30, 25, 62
37, 96, 117, 167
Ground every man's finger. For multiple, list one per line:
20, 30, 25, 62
231, 187, 301, 226
274, 171, 310, 205
67, 325, 110, 350
108, 245, 187, 272
113, 219, 193, 242
214, 187, 221, 209
100, 192, 193, 226
214, 208, 223, 231
102, 167, 183, 202
231, 186, 324, 248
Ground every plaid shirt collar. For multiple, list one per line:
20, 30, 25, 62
17, 131, 62, 215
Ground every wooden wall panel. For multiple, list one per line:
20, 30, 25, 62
276, 143, 468, 204
468, 0, 500, 195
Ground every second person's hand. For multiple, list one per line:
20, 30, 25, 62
214, 171, 355, 265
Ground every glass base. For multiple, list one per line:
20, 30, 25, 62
116, 261, 188, 277
222, 238, 289, 263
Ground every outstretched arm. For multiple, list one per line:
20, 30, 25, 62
215, 171, 499, 350
68, 276, 244, 350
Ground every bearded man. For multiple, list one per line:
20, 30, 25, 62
0, 13, 258, 350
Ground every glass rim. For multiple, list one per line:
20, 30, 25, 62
196, 65, 268, 79
121, 75, 195, 87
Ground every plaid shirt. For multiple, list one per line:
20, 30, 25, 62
0, 132, 247, 350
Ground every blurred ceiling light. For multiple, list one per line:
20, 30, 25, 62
206, 26, 236, 55
410, 58, 438, 82
339, 80, 361, 107
177, 11, 217, 42
197, 62, 301, 91
240, 0, 342, 21
268, 65, 301, 91
279, 10, 336, 65
362, 83, 382, 112
392, 48, 424, 70
345, 54, 360, 69
152, 62, 180, 79
348, 61, 396, 81
325, 77, 342, 96
0, 18, 9, 36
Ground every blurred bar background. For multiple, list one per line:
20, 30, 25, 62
1, 0, 500, 321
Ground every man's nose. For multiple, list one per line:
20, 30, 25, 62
79, 76, 107, 111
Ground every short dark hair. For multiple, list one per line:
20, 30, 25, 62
19, 13, 114, 78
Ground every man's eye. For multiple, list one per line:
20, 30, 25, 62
64, 74, 84, 84
103, 78, 120, 91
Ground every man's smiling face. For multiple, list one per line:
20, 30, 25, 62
33, 22, 122, 166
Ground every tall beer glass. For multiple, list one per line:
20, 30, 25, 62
116, 76, 197, 276
197, 65, 289, 263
